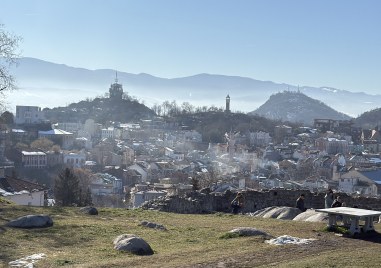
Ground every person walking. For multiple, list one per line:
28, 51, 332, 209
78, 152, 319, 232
231, 192, 244, 214
324, 189, 334, 208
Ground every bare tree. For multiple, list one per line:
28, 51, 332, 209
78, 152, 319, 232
73, 168, 94, 193
162, 100, 170, 116
30, 137, 54, 151
181, 102, 194, 114
73, 168, 95, 206
0, 24, 21, 92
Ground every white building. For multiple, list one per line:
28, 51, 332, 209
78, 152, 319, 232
74, 137, 92, 150
15, 105, 45, 125
38, 129, 74, 149
315, 137, 349, 155
21, 151, 47, 168
302, 177, 329, 192
130, 189, 166, 208
0, 177, 47, 206
90, 173, 123, 195
337, 169, 378, 196
53, 122, 82, 133
63, 152, 86, 168
249, 131, 272, 147
101, 127, 121, 140
165, 147, 185, 161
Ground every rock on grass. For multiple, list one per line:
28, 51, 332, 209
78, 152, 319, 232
113, 234, 154, 255
6, 215, 53, 228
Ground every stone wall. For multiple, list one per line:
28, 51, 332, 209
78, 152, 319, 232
142, 189, 381, 214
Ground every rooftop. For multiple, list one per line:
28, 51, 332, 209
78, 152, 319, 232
39, 129, 73, 135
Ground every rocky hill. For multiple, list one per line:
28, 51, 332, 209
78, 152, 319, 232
43, 96, 155, 124
249, 91, 351, 125
354, 107, 381, 128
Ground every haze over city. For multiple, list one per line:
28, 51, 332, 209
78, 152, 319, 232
1, 0, 380, 100
4, 2, 381, 267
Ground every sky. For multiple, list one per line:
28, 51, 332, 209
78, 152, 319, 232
1, 0, 381, 94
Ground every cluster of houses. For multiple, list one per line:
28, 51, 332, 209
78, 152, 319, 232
1, 81, 381, 208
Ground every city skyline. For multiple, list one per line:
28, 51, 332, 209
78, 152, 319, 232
1, 0, 380, 94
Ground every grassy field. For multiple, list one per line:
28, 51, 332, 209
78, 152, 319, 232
1, 203, 381, 267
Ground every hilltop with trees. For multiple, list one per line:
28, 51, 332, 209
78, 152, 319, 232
43, 94, 155, 124
354, 107, 381, 129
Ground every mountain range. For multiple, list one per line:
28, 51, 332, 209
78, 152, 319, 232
5, 57, 381, 117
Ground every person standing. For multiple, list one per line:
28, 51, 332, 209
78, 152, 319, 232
324, 189, 334, 208
331, 196, 342, 208
231, 192, 244, 214
296, 194, 306, 212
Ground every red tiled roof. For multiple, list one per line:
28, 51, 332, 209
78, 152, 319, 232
0, 177, 46, 193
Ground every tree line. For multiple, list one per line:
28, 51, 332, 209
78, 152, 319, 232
151, 100, 230, 117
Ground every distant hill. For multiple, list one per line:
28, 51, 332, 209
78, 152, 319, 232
354, 107, 381, 129
7, 57, 381, 116
43, 96, 155, 124
249, 91, 351, 125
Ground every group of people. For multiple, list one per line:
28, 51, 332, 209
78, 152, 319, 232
295, 189, 344, 212
324, 188, 343, 208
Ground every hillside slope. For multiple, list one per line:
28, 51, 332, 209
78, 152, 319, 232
354, 107, 381, 128
250, 91, 351, 125
1, 205, 381, 267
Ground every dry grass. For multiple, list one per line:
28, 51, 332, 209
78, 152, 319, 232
1, 204, 381, 267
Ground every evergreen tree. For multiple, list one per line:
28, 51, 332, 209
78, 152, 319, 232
83, 188, 93, 206
54, 168, 80, 206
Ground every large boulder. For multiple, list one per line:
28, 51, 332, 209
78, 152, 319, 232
6, 214, 53, 228
79, 206, 98, 215
250, 206, 278, 217
113, 234, 154, 255
293, 210, 328, 222
229, 227, 272, 238
251, 206, 301, 220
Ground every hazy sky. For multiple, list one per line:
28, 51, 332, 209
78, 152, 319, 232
1, 0, 380, 94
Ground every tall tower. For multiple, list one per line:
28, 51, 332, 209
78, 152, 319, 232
225, 94, 230, 113
109, 71, 123, 99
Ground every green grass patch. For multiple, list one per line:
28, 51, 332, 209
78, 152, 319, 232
1, 205, 381, 267
219, 232, 240, 239
0, 197, 13, 204
322, 225, 351, 235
